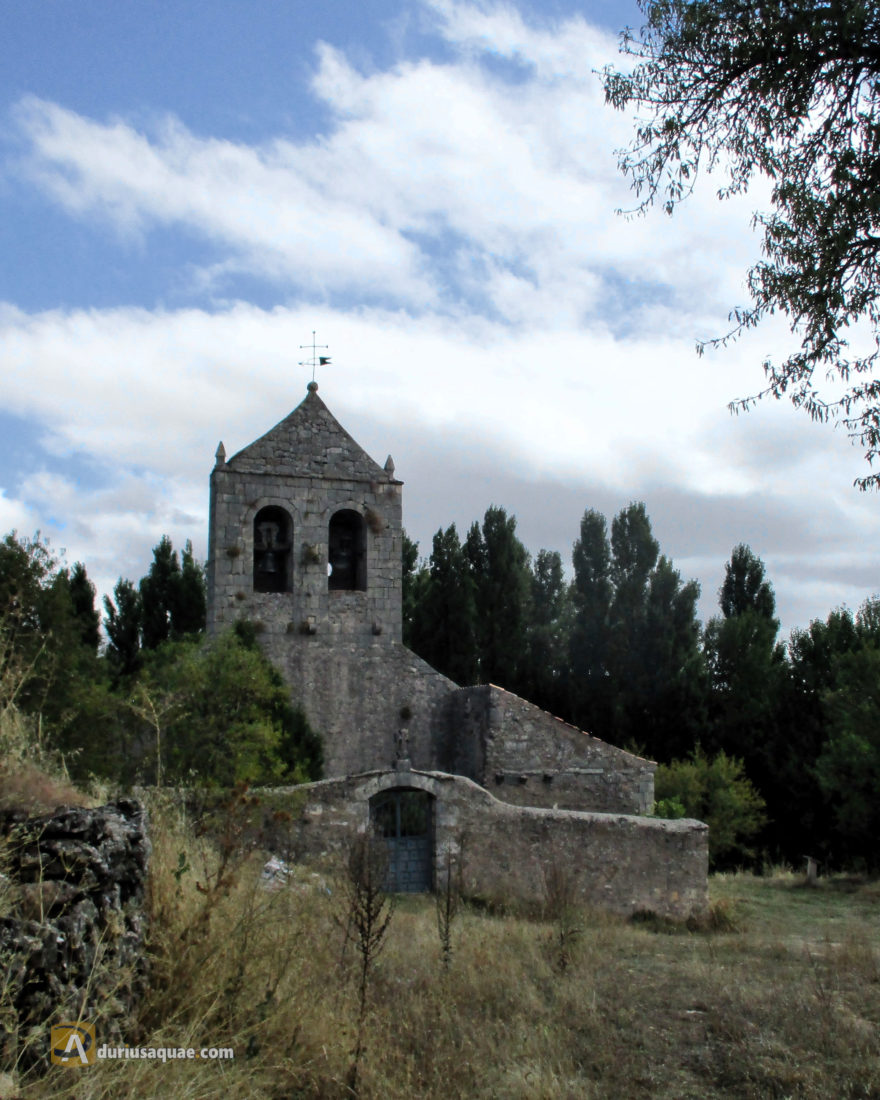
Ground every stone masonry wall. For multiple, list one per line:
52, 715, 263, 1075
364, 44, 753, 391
268, 640, 459, 777
208, 467, 403, 644
0, 800, 150, 1069
446, 686, 655, 814
207, 385, 404, 645
258, 770, 708, 921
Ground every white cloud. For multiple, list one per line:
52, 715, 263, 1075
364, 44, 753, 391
0, 0, 877, 637
10, 2, 763, 332
12, 96, 434, 306
0, 488, 40, 541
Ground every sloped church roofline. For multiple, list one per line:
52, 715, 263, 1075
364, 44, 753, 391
222, 382, 401, 484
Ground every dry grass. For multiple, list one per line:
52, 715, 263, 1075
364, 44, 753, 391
0, 703, 86, 816
4, 808, 879, 1099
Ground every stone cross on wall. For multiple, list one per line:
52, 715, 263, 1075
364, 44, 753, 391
395, 727, 411, 769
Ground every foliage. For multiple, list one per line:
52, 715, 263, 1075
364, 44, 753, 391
655, 746, 766, 868
0, 615, 85, 813
636, 552, 705, 758
569, 508, 613, 733
407, 524, 479, 684
767, 604, 861, 861
0, 531, 101, 725
104, 536, 206, 680
604, 0, 880, 487
64, 561, 101, 651
465, 506, 533, 690
522, 548, 570, 716
816, 642, 880, 868
570, 503, 704, 758
140, 535, 206, 648
703, 546, 782, 764
130, 629, 322, 787
104, 577, 143, 679
0, 529, 323, 793
406, 503, 704, 760
720, 544, 777, 621
401, 530, 422, 647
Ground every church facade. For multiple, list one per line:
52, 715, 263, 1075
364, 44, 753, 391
206, 383, 708, 917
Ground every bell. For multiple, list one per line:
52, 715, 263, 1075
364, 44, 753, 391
260, 551, 279, 574
257, 521, 279, 549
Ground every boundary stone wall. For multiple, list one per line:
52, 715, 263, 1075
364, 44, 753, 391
259, 769, 708, 921
0, 800, 150, 1069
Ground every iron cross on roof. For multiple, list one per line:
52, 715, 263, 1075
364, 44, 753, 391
299, 331, 332, 384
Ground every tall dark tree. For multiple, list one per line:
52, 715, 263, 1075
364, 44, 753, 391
65, 562, 101, 652
816, 641, 880, 869
771, 606, 862, 862
466, 507, 532, 691
0, 531, 56, 639
604, 0, 880, 487
139, 535, 206, 649
140, 536, 182, 650
606, 502, 660, 741
606, 505, 705, 756
176, 540, 207, 637
569, 509, 613, 733
703, 545, 783, 782
0, 533, 113, 770
720, 544, 777, 620
408, 525, 478, 685
104, 578, 143, 680
0, 532, 98, 716
522, 549, 569, 716
569, 503, 703, 755
638, 555, 705, 760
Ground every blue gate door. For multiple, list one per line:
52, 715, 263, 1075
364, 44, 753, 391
371, 789, 433, 893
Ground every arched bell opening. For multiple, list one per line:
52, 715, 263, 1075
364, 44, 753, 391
328, 509, 366, 591
253, 506, 293, 593
370, 787, 434, 893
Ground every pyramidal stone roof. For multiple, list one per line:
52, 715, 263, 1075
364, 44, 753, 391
224, 382, 396, 483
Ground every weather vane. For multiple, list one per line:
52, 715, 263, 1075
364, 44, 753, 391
299, 331, 331, 383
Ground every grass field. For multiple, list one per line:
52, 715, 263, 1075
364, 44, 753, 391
12, 810, 880, 1100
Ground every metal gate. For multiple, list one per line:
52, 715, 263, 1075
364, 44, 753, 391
370, 788, 433, 893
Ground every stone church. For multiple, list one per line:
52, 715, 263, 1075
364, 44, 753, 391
206, 381, 707, 918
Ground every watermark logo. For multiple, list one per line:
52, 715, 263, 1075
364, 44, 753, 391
51, 1023, 96, 1067
49, 1021, 233, 1067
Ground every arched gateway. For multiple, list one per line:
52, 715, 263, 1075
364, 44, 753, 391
370, 788, 434, 893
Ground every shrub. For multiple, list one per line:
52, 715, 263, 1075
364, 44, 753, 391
655, 747, 766, 869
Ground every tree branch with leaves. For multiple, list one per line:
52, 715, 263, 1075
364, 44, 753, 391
604, 0, 880, 487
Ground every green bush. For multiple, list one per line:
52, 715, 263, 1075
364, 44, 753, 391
655, 747, 766, 869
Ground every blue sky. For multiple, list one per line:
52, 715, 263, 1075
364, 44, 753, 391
1, 0, 877, 639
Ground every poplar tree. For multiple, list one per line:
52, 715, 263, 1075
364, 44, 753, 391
408, 525, 478, 685
607, 502, 660, 706
703, 545, 783, 781
465, 507, 532, 691
66, 562, 101, 652
523, 549, 569, 716
569, 509, 613, 733
104, 578, 143, 679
